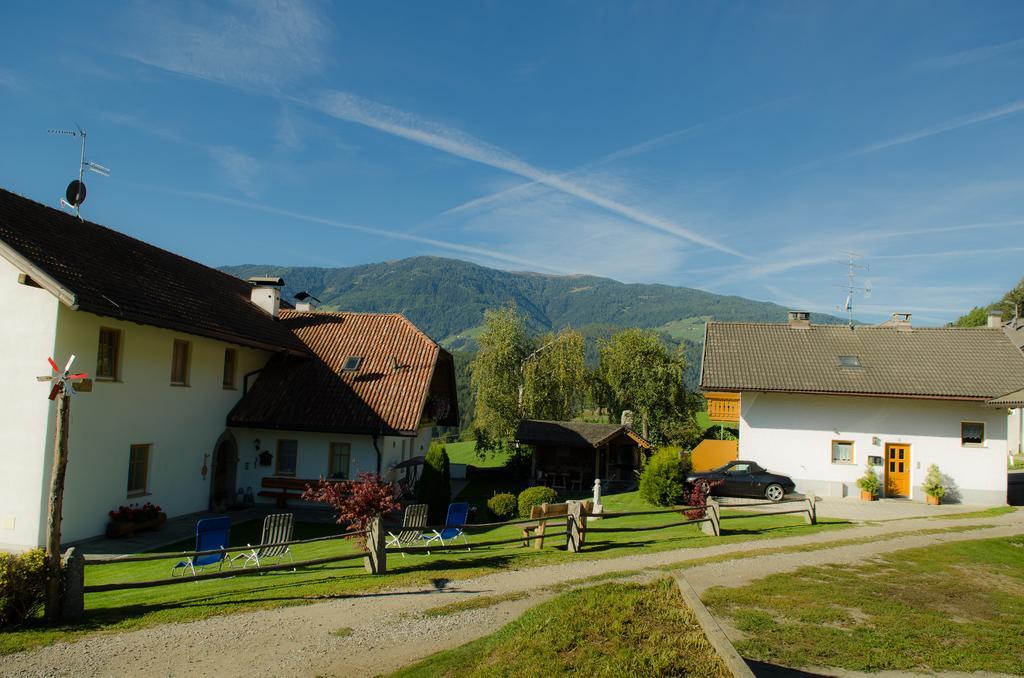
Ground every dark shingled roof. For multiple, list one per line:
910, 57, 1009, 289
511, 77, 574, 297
700, 321, 1024, 400
0, 188, 306, 354
515, 419, 652, 448
228, 310, 459, 435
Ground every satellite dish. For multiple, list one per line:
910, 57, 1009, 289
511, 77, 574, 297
65, 180, 86, 207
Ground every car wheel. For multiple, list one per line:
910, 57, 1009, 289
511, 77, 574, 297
765, 484, 785, 502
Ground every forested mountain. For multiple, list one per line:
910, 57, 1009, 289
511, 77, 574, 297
221, 256, 842, 351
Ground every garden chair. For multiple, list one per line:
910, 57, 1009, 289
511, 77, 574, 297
230, 513, 295, 570
421, 502, 470, 553
385, 503, 428, 557
171, 516, 231, 577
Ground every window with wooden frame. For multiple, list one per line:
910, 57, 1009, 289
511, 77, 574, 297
96, 327, 122, 380
127, 444, 150, 496
961, 422, 985, 447
170, 339, 191, 385
831, 440, 854, 464
328, 442, 351, 479
222, 348, 237, 389
276, 439, 298, 477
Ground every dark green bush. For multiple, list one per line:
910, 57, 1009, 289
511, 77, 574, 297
518, 486, 559, 518
417, 444, 452, 523
0, 548, 46, 628
486, 493, 517, 521
639, 447, 692, 507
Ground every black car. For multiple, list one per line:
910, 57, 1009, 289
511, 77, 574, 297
686, 460, 796, 502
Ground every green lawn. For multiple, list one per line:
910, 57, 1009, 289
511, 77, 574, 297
443, 441, 512, 468
0, 492, 848, 656
704, 536, 1024, 673
392, 579, 729, 677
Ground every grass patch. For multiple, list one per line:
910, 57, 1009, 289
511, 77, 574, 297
704, 536, 1024, 673
0, 491, 848, 656
444, 441, 511, 469
391, 579, 729, 677
932, 505, 1016, 520
330, 626, 353, 638
422, 591, 529, 618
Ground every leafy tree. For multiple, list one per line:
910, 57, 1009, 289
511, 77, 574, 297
469, 305, 531, 452
952, 306, 989, 327
417, 444, 452, 523
995, 277, 1024, 322
522, 328, 588, 421
595, 328, 696, 444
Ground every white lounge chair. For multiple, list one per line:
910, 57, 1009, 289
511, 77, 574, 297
231, 513, 295, 570
386, 503, 428, 557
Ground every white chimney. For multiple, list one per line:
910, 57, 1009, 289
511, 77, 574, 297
787, 310, 811, 329
247, 276, 284, 318
987, 311, 1003, 328
621, 410, 634, 428
886, 312, 912, 331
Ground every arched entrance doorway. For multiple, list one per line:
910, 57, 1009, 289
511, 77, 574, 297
210, 432, 239, 512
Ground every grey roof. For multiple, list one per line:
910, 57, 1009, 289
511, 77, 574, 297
989, 388, 1024, 407
1004, 320, 1024, 350
700, 322, 1024, 401
515, 419, 651, 448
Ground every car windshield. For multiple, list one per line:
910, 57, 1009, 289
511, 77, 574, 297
712, 462, 766, 474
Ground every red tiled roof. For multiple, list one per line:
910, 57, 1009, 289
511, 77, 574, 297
0, 188, 306, 354
227, 310, 459, 435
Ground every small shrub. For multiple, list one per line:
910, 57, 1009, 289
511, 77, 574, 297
681, 478, 723, 519
639, 447, 692, 507
518, 486, 559, 518
417, 444, 453, 523
108, 502, 163, 523
857, 464, 880, 496
302, 473, 400, 550
487, 493, 517, 521
0, 548, 47, 628
923, 464, 946, 499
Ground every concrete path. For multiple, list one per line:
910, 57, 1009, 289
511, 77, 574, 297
5, 510, 1021, 677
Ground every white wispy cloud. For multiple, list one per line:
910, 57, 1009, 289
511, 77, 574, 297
845, 99, 1024, 157
0, 68, 18, 89
121, 0, 329, 87
916, 36, 1024, 70
160, 187, 567, 273
309, 90, 747, 258
103, 112, 262, 196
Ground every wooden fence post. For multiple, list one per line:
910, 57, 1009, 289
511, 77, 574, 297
700, 498, 720, 537
804, 494, 817, 525
61, 547, 84, 621
363, 517, 387, 574
566, 500, 583, 553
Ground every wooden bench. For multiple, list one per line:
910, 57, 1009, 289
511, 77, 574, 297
521, 500, 592, 550
258, 477, 314, 508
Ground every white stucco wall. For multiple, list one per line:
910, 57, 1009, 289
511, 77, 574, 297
739, 392, 1008, 505
1009, 408, 1022, 456
45, 306, 271, 547
0, 258, 60, 551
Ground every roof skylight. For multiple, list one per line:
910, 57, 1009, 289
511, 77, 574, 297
837, 355, 862, 368
342, 356, 363, 371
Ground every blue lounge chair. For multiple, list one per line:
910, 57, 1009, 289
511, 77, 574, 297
421, 502, 470, 553
172, 516, 231, 577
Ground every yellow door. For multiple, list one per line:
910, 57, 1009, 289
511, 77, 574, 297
884, 444, 911, 497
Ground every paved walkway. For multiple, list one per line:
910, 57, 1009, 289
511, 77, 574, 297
5, 508, 1021, 677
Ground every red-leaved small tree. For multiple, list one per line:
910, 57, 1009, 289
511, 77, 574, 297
302, 473, 400, 550
682, 479, 724, 520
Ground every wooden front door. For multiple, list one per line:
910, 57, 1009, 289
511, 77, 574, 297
884, 444, 911, 497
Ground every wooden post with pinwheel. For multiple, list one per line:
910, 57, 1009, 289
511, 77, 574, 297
36, 355, 89, 621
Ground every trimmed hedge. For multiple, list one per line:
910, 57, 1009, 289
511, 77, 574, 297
518, 486, 559, 519
1, 548, 46, 628
486, 493, 517, 521
639, 447, 692, 507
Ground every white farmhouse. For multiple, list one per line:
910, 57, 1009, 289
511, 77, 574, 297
700, 311, 1024, 505
0, 188, 457, 551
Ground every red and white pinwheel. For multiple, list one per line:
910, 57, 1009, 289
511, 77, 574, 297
39, 355, 88, 400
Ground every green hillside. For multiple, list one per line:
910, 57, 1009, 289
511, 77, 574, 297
220, 256, 842, 349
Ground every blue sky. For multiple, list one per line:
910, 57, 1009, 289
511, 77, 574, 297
1, 1, 1023, 325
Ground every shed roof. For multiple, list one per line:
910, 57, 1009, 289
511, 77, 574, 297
0, 188, 306, 354
227, 310, 458, 435
515, 419, 651, 449
701, 321, 1024, 401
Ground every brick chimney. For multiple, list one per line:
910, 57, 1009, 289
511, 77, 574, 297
247, 276, 284, 318
887, 312, 912, 331
787, 311, 811, 329
987, 311, 1003, 328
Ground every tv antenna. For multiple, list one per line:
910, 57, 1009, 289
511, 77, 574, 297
835, 251, 871, 328
48, 125, 110, 219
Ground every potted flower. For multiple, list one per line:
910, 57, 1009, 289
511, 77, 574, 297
857, 464, 880, 501
923, 464, 945, 505
106, 502, 166, 538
